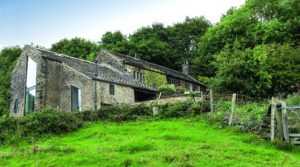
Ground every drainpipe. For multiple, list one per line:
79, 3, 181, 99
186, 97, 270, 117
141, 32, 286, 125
44, 58, 49, 107
93, 60, 98, 110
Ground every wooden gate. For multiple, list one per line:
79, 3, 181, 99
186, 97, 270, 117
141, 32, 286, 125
271, 98, 300, 144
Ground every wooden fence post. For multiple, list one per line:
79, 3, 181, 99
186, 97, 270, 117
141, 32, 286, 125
228, 93, 236, 126
274, 102, 283, 141
281, 101, 289, 142
210, 90, 213, 114
152, 106, 158, 116
157, 92, 162, 100
271, 97, 275, 141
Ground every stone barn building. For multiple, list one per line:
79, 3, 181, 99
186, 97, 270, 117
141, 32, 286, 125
10, 45, 206, 116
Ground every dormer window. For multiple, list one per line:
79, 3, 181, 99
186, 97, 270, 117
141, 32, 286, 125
133, 70, 144, 81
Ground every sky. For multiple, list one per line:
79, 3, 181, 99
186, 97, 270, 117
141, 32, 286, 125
0, 0, 245, 49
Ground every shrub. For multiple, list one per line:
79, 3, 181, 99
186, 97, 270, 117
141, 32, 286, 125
76, 110, 100, 122
97, 104, 152, 122
158, 84, 176, 95
20, 108, 83, 137
160, 101, 191, 118
286, 93, 300, 106
187, 102, 202, 115
0, 116, 18, 144
176, 86, 188, 94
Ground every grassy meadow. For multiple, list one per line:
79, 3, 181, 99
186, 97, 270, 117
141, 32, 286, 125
1, 118, 300, 167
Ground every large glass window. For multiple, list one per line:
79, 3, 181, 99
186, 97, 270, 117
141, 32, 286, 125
71, 86, 81, 112
25, 57, 37, 114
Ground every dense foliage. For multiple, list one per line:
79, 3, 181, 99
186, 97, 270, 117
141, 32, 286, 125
100, 17, 211, 71
50, 37, 100, 61
195, 0, 300, 97
0, 47, 22, 116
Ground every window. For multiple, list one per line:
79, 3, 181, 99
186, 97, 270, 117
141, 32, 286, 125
109, 84, 115, 95
133, 71, 136, 79
152, 83, 157, 89
136, 72, 140, 80
140, 73, 143, 81
168, 77, 180, 86
25, 57, 37, 114
133, 70, 143, 81
13, 98, 19, 113
188, 83, 193, 91
71, 86, 81, 112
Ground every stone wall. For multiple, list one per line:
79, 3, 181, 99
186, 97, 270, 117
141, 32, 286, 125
10, 46, 44, 116
41, 59, 62, 108
95, 51, 124, 71
97, 81, 135, 105
59, 64, 95, 111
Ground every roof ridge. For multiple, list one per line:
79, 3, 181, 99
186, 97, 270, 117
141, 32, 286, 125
106, 50, 183, 74
105, 50, 204, 85
37, 47, 94, 65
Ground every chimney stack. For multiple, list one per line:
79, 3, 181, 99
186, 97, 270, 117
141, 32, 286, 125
182, 60, 190, 75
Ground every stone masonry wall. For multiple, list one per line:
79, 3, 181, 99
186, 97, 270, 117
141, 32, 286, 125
95, 51, 124, 71
10, 46, 44, 116
97, 81, 135, 105
59, 64, 95, 112
39, 59, 62, 109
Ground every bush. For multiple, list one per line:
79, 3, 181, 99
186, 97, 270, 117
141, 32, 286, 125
158, 84, 176, 95
187, 102, 202, 115
97, 104, 152, 122
76, 110, 100, 122
176, 86, 189, 94
20, 108, 83, 137
286, 93, 300, 106
0, 116, 18, 144
0, 108, 83, 144
159, 101, 191, 118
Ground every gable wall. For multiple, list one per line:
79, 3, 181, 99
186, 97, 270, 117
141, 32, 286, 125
58, 64, 95, 111
10, 46, 45, 116
95, 51, 124, 71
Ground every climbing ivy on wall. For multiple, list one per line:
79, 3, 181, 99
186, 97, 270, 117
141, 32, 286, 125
143, 69, 167, 89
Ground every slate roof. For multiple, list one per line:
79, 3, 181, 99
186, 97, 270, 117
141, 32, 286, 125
102, 50, 205, 86
36, 48, 157, 92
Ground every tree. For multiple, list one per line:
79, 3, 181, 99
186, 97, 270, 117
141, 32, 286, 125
50, 38, 100, 61
211, 42, 300, 97
194, 0, 300, 78
100, 31, 133, 54
212, 40, 272, 97
168, 16, 211, 72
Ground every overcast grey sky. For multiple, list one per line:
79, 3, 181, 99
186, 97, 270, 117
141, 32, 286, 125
0, 0, 245, 49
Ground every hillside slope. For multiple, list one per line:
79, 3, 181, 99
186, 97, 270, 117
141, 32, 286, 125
1, 118, 300, 166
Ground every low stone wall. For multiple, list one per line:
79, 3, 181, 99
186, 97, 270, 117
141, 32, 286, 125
134, 95, 202, 106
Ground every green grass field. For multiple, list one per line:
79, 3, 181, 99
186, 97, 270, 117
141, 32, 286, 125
1, 118, 300, 167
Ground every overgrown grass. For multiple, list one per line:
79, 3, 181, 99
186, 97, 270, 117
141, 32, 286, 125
0, 118, 299, 166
